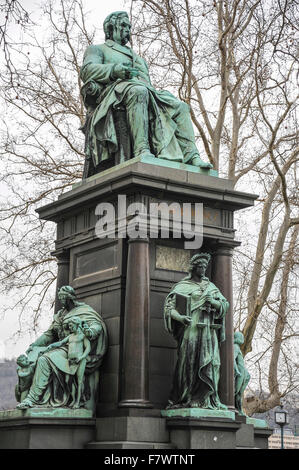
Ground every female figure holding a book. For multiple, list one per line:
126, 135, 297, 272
164, 253, 229, 410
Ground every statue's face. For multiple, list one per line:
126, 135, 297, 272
193, 262, 207, 279
234, 333, 244, 345
112, 16, 131, 45
68, 321, 77, 333
58, 292, 69, 307
17, 355, 29, 367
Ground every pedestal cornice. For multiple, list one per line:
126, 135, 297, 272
36, 160, 257, 222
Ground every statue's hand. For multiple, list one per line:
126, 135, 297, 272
112, 64, 139, 80
205, 294, 218, 310
43, 344, 56, 353
69, 357, 80, 364
82, 323, 93, 339
181, 315, 192, 326
26, 344, 34, 354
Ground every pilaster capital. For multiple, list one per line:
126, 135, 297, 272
51, 248, 70, 263
127, 237, 150, 244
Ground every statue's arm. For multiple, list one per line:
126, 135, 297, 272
82, 320, 103, 341
81, 337, 91, 360
170, 308, 191, 325
80, 45, 117, 85
43, 335, 69, 352
80, 45, 142, 86
234, 345, 241, 375
26, 329, 56, 352
236, 351, 245, 371
142, 59, 152, 85
206, 286, 229, 318
164, 292, 191, 328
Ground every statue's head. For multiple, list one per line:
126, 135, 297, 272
234, 331, 244, 345
17, 354, 30, 367
58, 285, 76, 308
67, 316, 82, 333
103, 11, 131, 45
189, 252, 211, 279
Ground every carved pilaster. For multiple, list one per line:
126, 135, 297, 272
211, 243, 235, 410
54, 250, 70, 313
118, 238, 153, 408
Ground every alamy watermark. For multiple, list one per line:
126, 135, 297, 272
95, 195, 203, 249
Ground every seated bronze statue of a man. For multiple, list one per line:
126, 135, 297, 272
80, 11, 212, 177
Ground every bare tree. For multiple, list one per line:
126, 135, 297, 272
0, 0, 94, 331
0, 0, 298, 414
0, 0, 31, 78
128, 0, 299, 413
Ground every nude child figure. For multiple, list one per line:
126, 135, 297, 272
45, 317, 91, 408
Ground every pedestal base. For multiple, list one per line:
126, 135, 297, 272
86, 416, 175, 449
235, 415, 272, 449
0, 408, 272, 449
161, 408, 235, 420
0, 408, 95, 449
163, 408, 240, 449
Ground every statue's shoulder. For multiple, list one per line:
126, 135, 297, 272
53, 309, 63, 320
170, 278, 193, 293
83, 43, 105, 59
205, 280, 219, 291
68, 302, 102, 319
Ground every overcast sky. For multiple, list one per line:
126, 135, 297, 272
0, 0, 129, 360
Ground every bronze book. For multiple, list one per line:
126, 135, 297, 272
176, 293, 191, 317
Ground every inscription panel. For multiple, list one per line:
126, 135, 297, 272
148, 197, 222, 227
75, 243, 117, 278
156, 245, 190, 272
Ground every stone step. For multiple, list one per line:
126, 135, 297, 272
86, 440, 176, 449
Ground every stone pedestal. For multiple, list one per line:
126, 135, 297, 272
164, 409, 241, 449
167, 420, 241, 450
0, 408, 95, 449
246, 416, 273, 449
234, 414, 272, 449
87, 415, 174, 449
35, 157, 256, 421
0, 157, 258, 449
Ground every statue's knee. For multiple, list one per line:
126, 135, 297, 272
134, 85, 148, 96
37, 355, 47, 366
178, 101, 190, 114
127, 85, 149, 100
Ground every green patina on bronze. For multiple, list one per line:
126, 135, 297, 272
234, 331, 250, 416
1, 408, 93, 419
80, 11, 212, 177
246, 417, 269, 429
72, 154, 218, 190
15, 286, 108, 412
164, 253, 229, 410
161, 408, 235, 420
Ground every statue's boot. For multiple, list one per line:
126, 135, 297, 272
17, 398, 33, 409
125, 85, 155, 158
170, 102, 213, 169
190, 155, 213, 169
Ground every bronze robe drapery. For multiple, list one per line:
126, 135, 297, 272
25, 302, 108, 408
80, 40, 194, 166
164, 277, 229, 409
